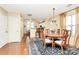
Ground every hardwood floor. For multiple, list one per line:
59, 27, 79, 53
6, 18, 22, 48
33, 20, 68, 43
0, 34, 29, 55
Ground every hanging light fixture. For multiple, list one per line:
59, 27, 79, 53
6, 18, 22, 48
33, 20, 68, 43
51, 8, 57, 33
52, 8, 56, 23
53, 8, 55, 18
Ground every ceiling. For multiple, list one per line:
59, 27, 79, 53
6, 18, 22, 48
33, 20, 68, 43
0, 4, 79, 21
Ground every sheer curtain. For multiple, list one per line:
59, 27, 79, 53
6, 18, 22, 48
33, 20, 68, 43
60, 13, 66, 30
75, 7, 79, 48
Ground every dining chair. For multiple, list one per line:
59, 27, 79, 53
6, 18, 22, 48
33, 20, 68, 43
57, 29, 61, 34
42, 29, 53, 48
54, 29, 71, 54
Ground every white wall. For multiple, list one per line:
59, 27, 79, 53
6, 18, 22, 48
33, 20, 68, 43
8, 13, 22, 42
20, 16, 24, 39
30, 29, 36, 38
0, 7, 24, 48
0, 7, 8, 48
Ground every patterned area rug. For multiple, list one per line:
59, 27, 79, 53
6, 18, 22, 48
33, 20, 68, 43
29, 38, 79, 55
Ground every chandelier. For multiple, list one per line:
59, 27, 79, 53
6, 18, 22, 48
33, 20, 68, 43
52, 8, 56, 23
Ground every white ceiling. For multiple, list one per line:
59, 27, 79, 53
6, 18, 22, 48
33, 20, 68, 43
0, 4, 79, 20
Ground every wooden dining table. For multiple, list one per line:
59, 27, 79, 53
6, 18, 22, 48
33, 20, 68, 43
45, 34, 65, 38
44, 33, 65, 47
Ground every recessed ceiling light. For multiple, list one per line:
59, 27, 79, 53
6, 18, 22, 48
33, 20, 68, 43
27, 14, 32, 16
67, 4, 72, 7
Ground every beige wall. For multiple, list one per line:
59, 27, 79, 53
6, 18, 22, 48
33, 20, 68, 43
55, 16, 61, 29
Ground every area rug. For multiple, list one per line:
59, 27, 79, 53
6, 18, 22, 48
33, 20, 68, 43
29, 38, 79, 55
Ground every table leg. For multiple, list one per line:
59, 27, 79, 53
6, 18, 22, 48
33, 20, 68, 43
52, 41, 55, 48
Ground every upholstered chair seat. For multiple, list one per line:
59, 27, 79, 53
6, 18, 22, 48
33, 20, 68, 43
55, 39, 63, 45
45, 38, 52, 43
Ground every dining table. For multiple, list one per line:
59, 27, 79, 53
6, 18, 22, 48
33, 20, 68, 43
45, 33, 65, 47
45, 34, 65, 38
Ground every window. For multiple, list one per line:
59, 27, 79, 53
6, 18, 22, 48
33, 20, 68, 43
66, 14, 76, 36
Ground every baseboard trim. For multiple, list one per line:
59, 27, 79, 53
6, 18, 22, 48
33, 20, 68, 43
0, 42, 8, 48
0, 42, 20, 48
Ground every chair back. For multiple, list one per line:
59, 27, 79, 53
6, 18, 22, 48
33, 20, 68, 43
60, 29, 68, 45
62, 29, 71, 45
42, 29, 48, 42
57, 29, 61, 34
42, 29, 51, 40
66, 30, 71, 45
